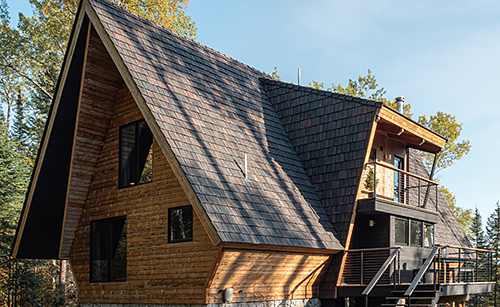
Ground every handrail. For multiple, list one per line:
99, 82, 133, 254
404, 246, 440, 296
366, 161, 439, 185
362, 248, 400, 296
435, 244, 493, 253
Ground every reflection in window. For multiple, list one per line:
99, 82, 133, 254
395, 218, 408, 245
410, 220, 422, 246
91, 216, 127, 282
168, 205, 193, 243
119, 119, 153, 188
424, 224, 434, 247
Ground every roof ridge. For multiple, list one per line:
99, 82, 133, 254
90, 0, 267, 79
260, 77, 383, 107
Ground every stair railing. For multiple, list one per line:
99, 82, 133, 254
404, 246, 440, 297
362, 248, 401, 307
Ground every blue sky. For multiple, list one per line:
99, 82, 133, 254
6, 0, 500, 221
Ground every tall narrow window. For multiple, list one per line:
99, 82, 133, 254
119, 119, 153, 188
90, 216, 127, 282
410, 220, 422, 246
168, 205, 193, 243
395, 217, 408, 245
424, 223, 434, 247
394, 155, 405, 203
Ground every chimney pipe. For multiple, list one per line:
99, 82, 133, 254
395, 96, 404, 113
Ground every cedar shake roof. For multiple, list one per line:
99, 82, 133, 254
262, 79, 382, 245
87, 0, 343, 250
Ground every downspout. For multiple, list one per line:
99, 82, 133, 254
423, 152, 439, 209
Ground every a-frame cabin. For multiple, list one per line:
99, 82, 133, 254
12, 0, 493, 306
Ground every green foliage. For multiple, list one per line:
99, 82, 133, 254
364, 166, 378, 192
307, 80, 324, 90
331, 69, 386, 101
486, 202, 500, 306
263, 66, 282, 81
418, 112, 471, 175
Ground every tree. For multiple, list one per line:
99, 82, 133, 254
487, 202, 500, 307
467, 207, 490, 307
418, 112, 471, 176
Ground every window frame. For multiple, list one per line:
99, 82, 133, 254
90, 215, 127, 283
395, 217, 409, 246
118, 119, 153, 189
168, 205, 193, 244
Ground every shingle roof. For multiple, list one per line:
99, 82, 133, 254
262, 79, 382, 244
88, 0, 342, 250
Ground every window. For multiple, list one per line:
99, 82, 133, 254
168, 205, 193, 243
424, 223, 434, 247
395, 217, 408, 245
90, 216, 127, 282
119, 119, 153, 188
410, 220, 422, 246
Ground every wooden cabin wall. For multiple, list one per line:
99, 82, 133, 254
207, 249, 330, 304
69, 83, 220, 304
359, 133, 406, 200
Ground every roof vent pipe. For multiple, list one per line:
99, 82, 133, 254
395, 96, 404, 113
298, 68, 301, 86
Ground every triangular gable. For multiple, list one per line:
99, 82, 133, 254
14, 0, 344, 259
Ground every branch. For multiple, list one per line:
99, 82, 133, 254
0, 51, 53, 100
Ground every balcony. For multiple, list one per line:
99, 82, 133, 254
338, 245, 494, 302
358, 161, 440, 222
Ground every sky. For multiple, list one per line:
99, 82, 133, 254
6, 0, 500, 220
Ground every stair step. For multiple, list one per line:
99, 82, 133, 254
385, 296, 436, 300
381, 304, 433, 307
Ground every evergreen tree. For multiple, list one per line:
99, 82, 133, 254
487, 202, 500, 307
467, 207, 490, 306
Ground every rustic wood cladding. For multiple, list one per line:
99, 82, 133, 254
207, 249, 330, 304
359, 133, 406, 200
69, 68, 219, 304
61, 26, 122, 258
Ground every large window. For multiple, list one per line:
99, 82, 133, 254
424, 223, 434, 247
168, 205, 193, 243
410, 220, 422, 246
395, 217, 408, 245
90, 216, 127, 282
119, 119, 153, 188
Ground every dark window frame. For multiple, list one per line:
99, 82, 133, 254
118, 119, 153, 189
395, 217, 409, 245
168, 205, 193, 243
90, 215, 127, 283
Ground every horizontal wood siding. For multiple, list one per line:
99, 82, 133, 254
207, 249, 330, 303
69, 32, 219, 303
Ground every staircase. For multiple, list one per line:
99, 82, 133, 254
382, 285, 441, 307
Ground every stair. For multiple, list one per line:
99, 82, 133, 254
381, 286, 441, 307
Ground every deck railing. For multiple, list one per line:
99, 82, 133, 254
435, 244, 493, 284
342, 247, 401, 286
363, 161, 439, 210
342, 245, 493, 288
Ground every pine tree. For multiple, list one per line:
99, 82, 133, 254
468, 207, 490, 306
487, 202, 500, 307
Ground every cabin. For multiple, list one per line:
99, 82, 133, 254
11, 0, 493, 306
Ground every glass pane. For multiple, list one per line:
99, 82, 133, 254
91, 221, 109, 282
394, 156, 404, 203
410, 220, 422, 246
424, 224, 434, 247
395, 218, 408, 245
169, 206, 193, 243
119, 124, 136, 187
110, 218, 127, 281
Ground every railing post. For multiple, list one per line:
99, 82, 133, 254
361, 251, 364, 285
373, 163, 377, 199
418, 178, 421, 207
475, 250, 478, 282
435, 184, 438, 211
398, 249, 401, 285
458, 249, 461, 283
